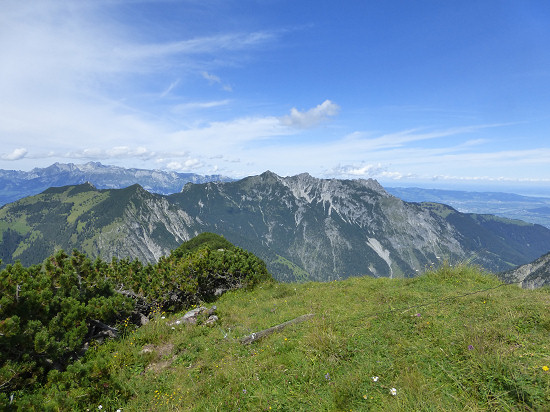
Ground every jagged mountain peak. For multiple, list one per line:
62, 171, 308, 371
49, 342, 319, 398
275, 173, 389, 206
257, 170, 283, 182
229, 172, 389, 208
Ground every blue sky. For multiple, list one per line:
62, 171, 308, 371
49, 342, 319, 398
1, 0, 550, 193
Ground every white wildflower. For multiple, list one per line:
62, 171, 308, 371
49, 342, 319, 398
390, 388, 397, 396
372, 376, 379, 382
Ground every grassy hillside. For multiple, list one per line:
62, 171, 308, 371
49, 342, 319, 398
11, 264, 550, 411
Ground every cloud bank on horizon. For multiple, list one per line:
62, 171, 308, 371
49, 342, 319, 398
1, 0, 549, 191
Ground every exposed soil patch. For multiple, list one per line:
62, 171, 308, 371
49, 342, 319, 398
140, 343, 176, 373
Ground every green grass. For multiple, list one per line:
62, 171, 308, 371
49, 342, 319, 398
20, 264, 550, 411
272, 254, 312, 282
420, 202, 455, 218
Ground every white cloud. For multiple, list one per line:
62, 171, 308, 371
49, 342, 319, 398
431, 174, 550, 183
106, 146, 151, 158
166, 158, 203, 171
36, 146, 158, 161
281, 100, 340, 128
1, 148, 27, 160
329, 163, 415, 180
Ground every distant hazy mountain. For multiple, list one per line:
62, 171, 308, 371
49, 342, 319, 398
386, 187, 550, 228
2, 172, 549, 282
499, 251, 550, 289
0, 162, 232, 206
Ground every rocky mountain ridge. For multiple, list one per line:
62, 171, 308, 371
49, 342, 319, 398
2, 171, 549, 283
172, 172, 550, 281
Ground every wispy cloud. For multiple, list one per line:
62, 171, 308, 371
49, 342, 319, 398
171, 100, 232, 113
201, 71, 232, 91
167, 100, 341, 155
0, 0, 281, 171
119, 31, 276, 62
329, 163, 415, 180
340, 124, 505, 152
159, 80, 181, 98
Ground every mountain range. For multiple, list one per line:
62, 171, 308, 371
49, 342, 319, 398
1, 171, 549, 283
0, 161, 232, 206
1, 162, 549, 230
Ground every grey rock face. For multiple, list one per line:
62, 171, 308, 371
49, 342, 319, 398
499, 252, 550, 289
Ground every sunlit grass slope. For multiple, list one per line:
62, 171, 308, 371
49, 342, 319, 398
41, 264, 550, 411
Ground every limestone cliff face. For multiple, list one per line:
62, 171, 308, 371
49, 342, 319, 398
273, 172, 466, 279
0, 183, 202, 266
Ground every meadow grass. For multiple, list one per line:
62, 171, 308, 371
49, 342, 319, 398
43, 264, 550, 411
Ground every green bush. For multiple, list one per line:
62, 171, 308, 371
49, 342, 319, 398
0, 233, 272, 402
0, 250, 134, 393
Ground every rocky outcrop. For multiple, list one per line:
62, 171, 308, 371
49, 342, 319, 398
169, 306, 218, 326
